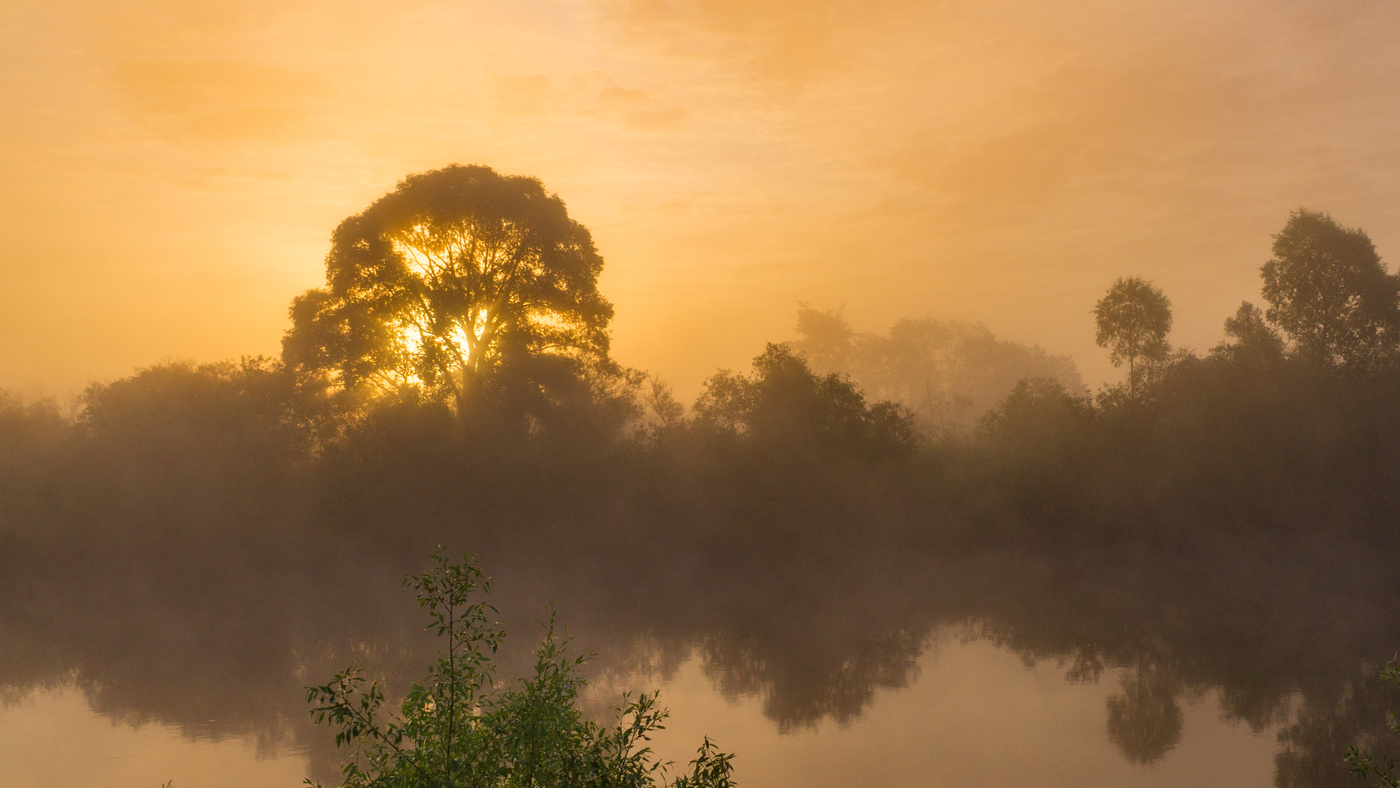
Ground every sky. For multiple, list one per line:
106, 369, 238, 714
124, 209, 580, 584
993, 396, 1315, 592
4, 0, 1400, 400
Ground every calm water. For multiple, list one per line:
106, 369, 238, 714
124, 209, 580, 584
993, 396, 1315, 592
0, 533, 1392, 786
3, 633, 1282, 788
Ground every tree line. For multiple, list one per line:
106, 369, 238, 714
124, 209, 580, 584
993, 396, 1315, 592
6, 166, 1400, 580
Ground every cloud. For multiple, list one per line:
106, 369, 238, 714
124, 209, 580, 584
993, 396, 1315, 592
598, 0, 925, 79
110, 61, 332, 142
494, 73, 555, 116
595, 85, 690, 130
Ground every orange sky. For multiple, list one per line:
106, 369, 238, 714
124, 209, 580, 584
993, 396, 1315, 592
4, 0, 1400, 399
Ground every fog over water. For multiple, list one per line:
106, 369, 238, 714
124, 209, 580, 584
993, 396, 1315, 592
3, 337, 1400, 786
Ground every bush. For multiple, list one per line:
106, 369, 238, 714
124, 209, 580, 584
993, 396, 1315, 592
306, 550, 736, 788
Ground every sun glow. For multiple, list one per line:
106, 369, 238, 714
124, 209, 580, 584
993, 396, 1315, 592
375, 306, 501, 396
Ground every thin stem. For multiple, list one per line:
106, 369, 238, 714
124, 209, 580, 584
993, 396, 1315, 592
335, 686, 430, 782
446, 596, 456, 785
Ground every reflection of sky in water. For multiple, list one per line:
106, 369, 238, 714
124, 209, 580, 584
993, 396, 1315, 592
0, 687, 308, 788
2, 637, 1280, 788
634, 639, 1280, 788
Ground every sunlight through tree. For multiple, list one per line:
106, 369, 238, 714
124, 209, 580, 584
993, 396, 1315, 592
283, 165, 616, 415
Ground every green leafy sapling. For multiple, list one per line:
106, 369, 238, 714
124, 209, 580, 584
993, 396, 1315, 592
1346, 657, 1400, 787
305, 549, 735, 788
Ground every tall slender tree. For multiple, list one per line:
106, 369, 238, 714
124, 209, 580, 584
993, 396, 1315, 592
1093, 277, 1172, 399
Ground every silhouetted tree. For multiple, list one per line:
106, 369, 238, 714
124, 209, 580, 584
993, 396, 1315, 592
1094, 277, 1172, 398
79, 358, 305, 479
0, 392, 70, 527
638, 375, 685, 435
792, 302, 855, 371
976, 377, 1092, 450
1210, 301, 1285, 365
1261, 209, 1400, 369
283, 165, 617, 419
0, 392, 68, 473
695, 343, 915, 461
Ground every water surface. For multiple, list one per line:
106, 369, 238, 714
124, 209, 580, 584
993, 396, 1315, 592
0, 507, 1392, 788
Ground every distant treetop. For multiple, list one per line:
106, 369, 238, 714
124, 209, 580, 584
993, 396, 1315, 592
1093, 277, 1172, 399
790, 305, 1084, 436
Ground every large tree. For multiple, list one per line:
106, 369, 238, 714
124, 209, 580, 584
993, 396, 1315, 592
1260, 209, 1400, 369
1093, 277, 1172, 399
283, 165, 615, 413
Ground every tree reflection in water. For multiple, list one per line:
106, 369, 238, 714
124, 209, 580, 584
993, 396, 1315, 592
1106, 661, 1183, 765
0, 516, 1397, 786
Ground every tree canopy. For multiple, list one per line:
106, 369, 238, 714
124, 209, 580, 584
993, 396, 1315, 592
1209, 301, 1284, 365
1093, 277, 1172, 398
1260, 209, 1400, 369
283, 165, 615, 414
694, 343, 916, 460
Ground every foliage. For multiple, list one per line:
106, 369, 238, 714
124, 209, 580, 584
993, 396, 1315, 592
638, 375, 686, 437
976, 377, 1093, 449
694, 343, 916, 461
80, 357, 305, 450
306, 550, 736, 788
1093, 277, 1172, 399
1209, 301, 1284, 365
1261, 209, 1400, 369
0, 391, 69, 475
791, 302, 855, 369
0, 391, 72, 536
1346, 658, 1400, 787
74, 358, 311, 507
283, 165, 617, 417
